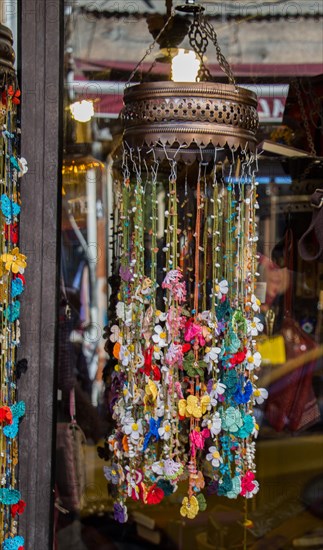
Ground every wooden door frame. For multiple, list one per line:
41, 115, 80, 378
18, 1, 63, 547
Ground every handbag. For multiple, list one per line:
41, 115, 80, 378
56, 389, 87, 513
265, 229, 320, 431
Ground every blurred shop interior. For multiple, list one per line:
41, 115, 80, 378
55, 1, 323, 549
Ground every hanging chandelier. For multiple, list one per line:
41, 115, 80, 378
102, 0, 266, 525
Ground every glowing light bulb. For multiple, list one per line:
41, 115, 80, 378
70, 100, 94, 123
171, 49, 200, 83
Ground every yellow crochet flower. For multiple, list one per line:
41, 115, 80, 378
178, 399, 187, 417
180, 495, 199, 519
186, 395, 211, 418
1, 247, 27, 274
144, 380, 158, 410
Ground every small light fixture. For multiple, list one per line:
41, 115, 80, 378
171, 48, 200, 82
70, 99, 94, 123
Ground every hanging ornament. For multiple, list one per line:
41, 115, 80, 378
101, 0, 266, 523
0, 23, 27, 549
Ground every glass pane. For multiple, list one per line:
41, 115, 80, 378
55, 2, 323, 549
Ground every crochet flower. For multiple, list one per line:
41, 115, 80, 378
0, 488, 21, 505
208, 380, 226, 406
246, 350, 261, 371
214, 279, 229, 299
204, 346, 221, 366
247, 317, 264, 336
165, 343, 183, 367
162, 269, 183, 289
172, 281, 187, 303
226, 476, 242, 499
18, 157, 28, 177
206, 446, 223, 467
11, 278, 24, 298
251, 294, 261, 312
184, 319, 205, 346
0, 406, 13, 425
253, 387, 268, 404
119, 345, 131, 367
179, 395, 210, 418
238, 413, 255, 439
158, 419, 172, 440
2, 535, 24, 550
109, 325, 121, 343
163, 459, 184, 480
221, 407, 243, 433
11, 499, 26, 518
116, 301, 132, 325
203, 412, 222, 436
113, 502, 128, 523
1, 195, 20, 223
146, 483, 165, 505
152, 325, 167, 347
233, 380, 253, 405
190, 428, 210, 454
104, 463, 122, 485
123, 418, 143, 444
1, 247, 27, 274
240, 471, 259, 498
180, 495, 199, 519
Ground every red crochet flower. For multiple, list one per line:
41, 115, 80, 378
11, 499, 26, 518
182, 343, 191, 354
8, 85, 21, 105
0, 406, 13, 425
4, 222, 19, 244
146, 484, 165, 505
230, 348, 247, 367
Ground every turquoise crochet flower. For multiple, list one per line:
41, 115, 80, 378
3, 402, 25, 438
11, 401, 25, 419
0, 488, 21, 505
221, 406, 243, 433
3, 418, 19, 438
3, 535, 24, 550
217, 473, 232, 496
226, 330, 241, 354
238, 413, 254, 439
1, 194, 20, 223
11, 279, 24, 298
3, 301, 21, 322
222, 370, 238, 395
226, 475, 241, 499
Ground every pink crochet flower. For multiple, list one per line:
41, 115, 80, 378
184, 319, 205, 346
189, 428, 210, 456
240, 471, 256, 496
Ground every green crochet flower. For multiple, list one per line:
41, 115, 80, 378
221, 406, 243, 433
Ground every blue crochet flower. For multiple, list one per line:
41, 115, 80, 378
3, 402, 25, 439
11, 401, 25, 419
3, 535, 24, 550
3, 302, 20, 322
0, 488, 21, 505
1, 194, 20, 223
10, 156, 20, 171
233, 380, 253, 405
11, 279, 24, 298
3, 418, 19, 438
237, 413, 254, 439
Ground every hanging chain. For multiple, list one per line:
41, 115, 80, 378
199, 14, 237, 87
294, 79, 316, 157
188, 15, 212, 82
126, 11, 175, 85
